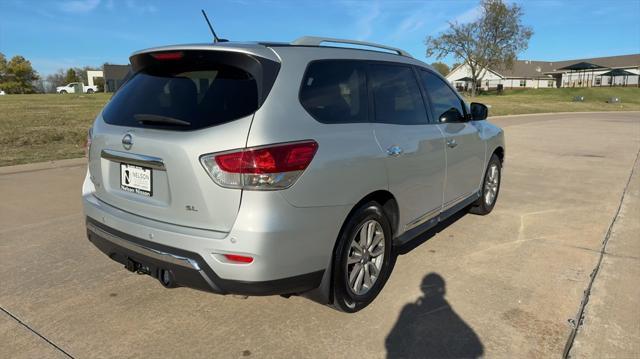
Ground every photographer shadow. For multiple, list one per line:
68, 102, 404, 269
385, 273, 484, 359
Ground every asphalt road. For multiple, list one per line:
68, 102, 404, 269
1, 112, 639, 358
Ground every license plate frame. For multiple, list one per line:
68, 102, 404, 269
120, 163, 153, 197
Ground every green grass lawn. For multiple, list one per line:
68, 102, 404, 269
0, 93, 110, 166
473, 87, 640, 116
0, 88, 639, 167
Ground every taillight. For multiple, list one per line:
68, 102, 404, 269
84, 126, 93, 158
200, 140, 318, 190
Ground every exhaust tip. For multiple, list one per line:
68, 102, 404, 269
158, 269, 175, 288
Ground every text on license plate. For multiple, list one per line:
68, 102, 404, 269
120, 163, 152, 196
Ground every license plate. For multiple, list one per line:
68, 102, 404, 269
120, 163, 152, 196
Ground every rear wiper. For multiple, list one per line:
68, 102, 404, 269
134, 114, 191, 126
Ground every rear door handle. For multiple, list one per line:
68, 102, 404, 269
446, 139, 458, 148
386, 145, 403, 157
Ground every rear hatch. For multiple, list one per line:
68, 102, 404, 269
88, 46, 280, 232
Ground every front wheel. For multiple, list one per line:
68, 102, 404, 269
86, 89, 94, 94
469, 154, 502, 215
332, 201, 394, 313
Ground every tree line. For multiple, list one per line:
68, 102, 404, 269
0, 52, 103, 94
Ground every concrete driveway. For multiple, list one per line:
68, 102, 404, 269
1, 112, 639, 358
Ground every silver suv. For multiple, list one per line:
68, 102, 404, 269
83, 36, 504, 312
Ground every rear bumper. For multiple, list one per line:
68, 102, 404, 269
86, 216, 324, 296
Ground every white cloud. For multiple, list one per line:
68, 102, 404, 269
389, 9, 427, 40
433, 5, 482, 33
451, 5, 482, 25
347, 1, 381, 41
125, 0, 158, 14
59, 0, 101, 13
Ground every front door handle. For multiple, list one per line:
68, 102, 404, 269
386, 145, 403, 157
446, 139, 458, 148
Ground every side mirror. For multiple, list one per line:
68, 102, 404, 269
470, 102, 488, 121
439, 108, 465, 123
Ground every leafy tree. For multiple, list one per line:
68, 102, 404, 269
425, 0, 533, 96
430, 62, 450, 76
65, 68, 78, 83
93, 76, 105, 92
1, 55, 39, 94
0, 53, 7, 83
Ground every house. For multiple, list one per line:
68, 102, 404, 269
103, 64, 132, 92
446, 54, 640, 90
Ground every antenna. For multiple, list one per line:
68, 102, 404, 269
201, 9, 227, 43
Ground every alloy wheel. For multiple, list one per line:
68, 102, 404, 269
484, 164, 499, 206
346, 219, 385, 296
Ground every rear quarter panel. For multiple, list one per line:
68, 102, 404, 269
246, 47, 392, 208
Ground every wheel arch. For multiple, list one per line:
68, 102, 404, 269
302, 189, 399, 306
493, 146, 505, 164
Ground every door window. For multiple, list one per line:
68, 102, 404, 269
420, 70, 466, 123
300, 60, 368, 124
368, 64, 428, 125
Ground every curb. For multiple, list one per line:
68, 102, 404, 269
0, 158, 87, 175
489, 110, 640, 119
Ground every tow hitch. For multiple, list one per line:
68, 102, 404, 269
125, 258, 151, 275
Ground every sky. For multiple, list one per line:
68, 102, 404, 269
1, 0, 639, 76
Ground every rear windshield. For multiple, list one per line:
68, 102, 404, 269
102, 50, 279, 131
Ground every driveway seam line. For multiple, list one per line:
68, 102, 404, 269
562, 146, 640, 358
0, 306, 75, 359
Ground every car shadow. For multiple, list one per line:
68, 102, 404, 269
385, 273, 484, 358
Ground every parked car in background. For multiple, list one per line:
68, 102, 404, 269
56, 82, 98, 94
0, 89, 5, 95
82, 36, 504, 312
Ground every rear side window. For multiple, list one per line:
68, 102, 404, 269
299, 60, 368, 124
368, 64, 428, 125
420, 70, 466, 123
102, 51, 279, 131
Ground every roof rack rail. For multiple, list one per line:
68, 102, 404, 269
291, 36, 413, 58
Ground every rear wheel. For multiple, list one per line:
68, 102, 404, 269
332, 201, 393, 313
59, 90, 67, 94
87, 89, 94, 94
469, 154, 501, 215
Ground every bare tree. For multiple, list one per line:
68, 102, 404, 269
425, 0, 533, 96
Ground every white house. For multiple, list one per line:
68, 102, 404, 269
446, 54, 640, 90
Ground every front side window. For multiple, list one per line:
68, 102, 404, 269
368, 64, 428, 125
300, 60, 367, 124
420, 70, 465, 123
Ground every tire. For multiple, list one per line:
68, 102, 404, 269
86, 89, 94, 94
59, 90, 67, 94
469, 154, 502, 215
332, 201, 394, 313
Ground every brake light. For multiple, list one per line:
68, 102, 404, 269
200, 140, 318, 190
150, 51, 184, 60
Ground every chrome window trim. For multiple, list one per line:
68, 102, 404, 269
101, 149, 165, 171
